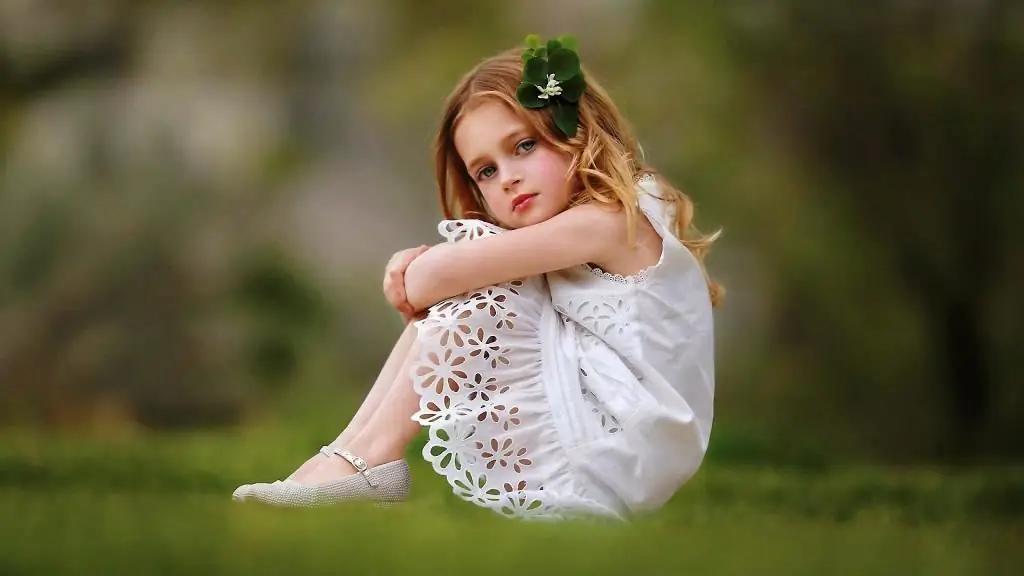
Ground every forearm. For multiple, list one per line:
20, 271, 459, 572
403, 204, 624, 311
403, 244, 489, 311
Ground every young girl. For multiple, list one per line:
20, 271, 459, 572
233, 35, 723, 521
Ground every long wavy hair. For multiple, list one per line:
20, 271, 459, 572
433, 48, 724, 307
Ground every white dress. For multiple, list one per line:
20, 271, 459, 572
409, 175, 716, 521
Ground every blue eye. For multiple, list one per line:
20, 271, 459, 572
517, 139, 536, 153
477, 166, 496, 180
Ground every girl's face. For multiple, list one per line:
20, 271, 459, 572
454, 99, 576, 229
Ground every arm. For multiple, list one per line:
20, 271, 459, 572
404, 203, 624, 311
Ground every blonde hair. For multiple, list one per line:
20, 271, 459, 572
434, 48, 724, 307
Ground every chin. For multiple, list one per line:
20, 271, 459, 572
504, 202, 561, 229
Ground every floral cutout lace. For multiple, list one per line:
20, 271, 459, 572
439, 219, 507, 242
412, 219, 564, 520
581, 366, 621, 435
559, 296, 631, 339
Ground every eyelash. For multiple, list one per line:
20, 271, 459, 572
476, 139, 536, 181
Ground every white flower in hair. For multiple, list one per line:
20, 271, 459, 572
536, 74, 563, 100
517, 34, 586, 137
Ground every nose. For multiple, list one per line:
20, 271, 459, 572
501, 167, 522, 192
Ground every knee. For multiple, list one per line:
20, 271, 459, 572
419, 277, 548, 338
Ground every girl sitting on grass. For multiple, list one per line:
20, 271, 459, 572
233, 34, 723, 521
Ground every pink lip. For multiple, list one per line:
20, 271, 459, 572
512, 193, 537, 212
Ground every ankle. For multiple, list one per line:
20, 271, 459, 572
353, 440, 405, 468
332, 426, 360, 448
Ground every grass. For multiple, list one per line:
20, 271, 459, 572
1, 419, 1020, 575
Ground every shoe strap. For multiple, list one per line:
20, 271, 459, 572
330, 448, 378, 488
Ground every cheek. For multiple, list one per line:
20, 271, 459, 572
529, 149, 573, 191
479, 188, 502, 213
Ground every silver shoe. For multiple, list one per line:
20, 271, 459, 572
232, 444, 337, 495
232, 448, 411, 507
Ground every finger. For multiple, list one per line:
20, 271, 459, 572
383, 279, 404, 308
386, 287, 406, 310
385, 251, 406, 274
399, 249, 422, 270
386, 290, 404, 309
390, 274, 407, 303
399, 245, 429, 268
401, 305, 426, 324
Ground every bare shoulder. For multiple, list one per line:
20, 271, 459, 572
566, 202, 662, 275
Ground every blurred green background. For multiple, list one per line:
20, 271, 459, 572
1, 1, 1021, 574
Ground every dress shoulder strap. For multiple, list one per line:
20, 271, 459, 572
635, 174, 678, 242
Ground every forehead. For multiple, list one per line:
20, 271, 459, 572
453, 99, 527, 156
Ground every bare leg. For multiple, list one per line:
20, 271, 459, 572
296, 337, 424, 484
287, 322, 419, 481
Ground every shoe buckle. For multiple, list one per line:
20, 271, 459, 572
332, 448, 378, 488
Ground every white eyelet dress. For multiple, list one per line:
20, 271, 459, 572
410, 176, 716, 521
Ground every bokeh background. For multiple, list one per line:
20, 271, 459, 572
1, 1, 1021, 574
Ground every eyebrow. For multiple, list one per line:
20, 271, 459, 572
464, 127, 532, 175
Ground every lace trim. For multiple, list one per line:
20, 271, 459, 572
585, 264, 653, 285
583, 174, 665, 285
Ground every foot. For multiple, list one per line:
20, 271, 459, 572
294, 454, 360, 485
287, 428, 356, 482
285, 447, 335, 482
232, 449, 411, 507
294, 445, 404, 485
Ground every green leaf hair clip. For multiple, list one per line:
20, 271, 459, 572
516, 33, 586, 138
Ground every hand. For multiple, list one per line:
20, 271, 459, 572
383, 245, 430, 322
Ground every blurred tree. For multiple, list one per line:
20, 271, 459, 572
0, 0, 337, 429
708, 0, 1024, 460
230, 247, 330, 389
0, 1, 133, 110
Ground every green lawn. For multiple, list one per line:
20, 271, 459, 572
1, 424, 1019, 575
